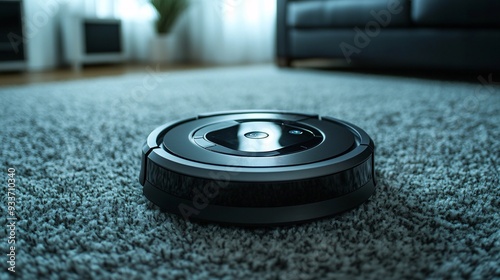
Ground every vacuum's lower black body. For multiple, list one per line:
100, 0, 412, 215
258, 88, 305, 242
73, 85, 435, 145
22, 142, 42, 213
139, 111, 376, 226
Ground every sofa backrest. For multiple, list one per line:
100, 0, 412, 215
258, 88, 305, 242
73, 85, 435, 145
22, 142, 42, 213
288, 0, 412, 28
412, 0, 500, 27
286, 0, 500, 28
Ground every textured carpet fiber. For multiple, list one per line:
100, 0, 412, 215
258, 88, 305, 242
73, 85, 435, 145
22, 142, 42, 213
1, 66, 499, 279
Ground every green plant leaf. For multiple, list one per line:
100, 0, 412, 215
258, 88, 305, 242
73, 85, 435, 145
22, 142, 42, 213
151, 0, 189, 34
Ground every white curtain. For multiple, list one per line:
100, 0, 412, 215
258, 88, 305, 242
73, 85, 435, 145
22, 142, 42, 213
186, 0, 276, 64
59, 0, 276, 64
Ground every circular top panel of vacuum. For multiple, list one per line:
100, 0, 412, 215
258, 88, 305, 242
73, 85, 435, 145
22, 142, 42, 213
139, 110, 376, 226
161, 114, 356, 167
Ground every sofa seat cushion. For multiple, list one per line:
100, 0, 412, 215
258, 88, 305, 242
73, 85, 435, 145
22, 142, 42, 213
412, 0, 500, 27
288, 0, 411, 28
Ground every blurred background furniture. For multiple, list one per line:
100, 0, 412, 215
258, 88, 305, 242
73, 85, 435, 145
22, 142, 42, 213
276, 0, 500, 70
0, 0, 26, 71
0, 0, 276, 72
61, 16, 126, 71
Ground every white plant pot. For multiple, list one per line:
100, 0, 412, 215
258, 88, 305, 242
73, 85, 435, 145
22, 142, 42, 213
150, 34, 180, 64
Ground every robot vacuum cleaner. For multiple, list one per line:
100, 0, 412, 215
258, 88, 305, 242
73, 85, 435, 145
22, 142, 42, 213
139, 110, 376, 226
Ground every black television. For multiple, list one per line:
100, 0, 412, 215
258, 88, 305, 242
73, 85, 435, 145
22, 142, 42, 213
84, 20, 122, 54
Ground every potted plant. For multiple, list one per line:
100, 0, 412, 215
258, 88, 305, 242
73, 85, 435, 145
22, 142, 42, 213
150, 0, 189, 63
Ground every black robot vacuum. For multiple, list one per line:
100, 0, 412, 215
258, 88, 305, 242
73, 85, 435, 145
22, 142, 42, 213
139, 110, 376, 226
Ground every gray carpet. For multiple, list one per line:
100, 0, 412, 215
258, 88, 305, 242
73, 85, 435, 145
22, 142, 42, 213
1, 65, 499, 279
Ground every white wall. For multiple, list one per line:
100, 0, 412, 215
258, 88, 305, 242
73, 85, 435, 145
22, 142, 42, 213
22, 0, 63, 72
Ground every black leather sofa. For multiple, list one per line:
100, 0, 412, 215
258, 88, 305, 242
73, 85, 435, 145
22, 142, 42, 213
276, 0, 500, 71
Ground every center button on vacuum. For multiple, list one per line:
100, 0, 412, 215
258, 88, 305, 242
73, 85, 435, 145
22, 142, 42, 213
244, 131, 269, 139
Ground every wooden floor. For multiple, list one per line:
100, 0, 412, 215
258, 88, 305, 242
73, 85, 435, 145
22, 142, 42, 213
0, 63, 212, 87
1, 62, 493, 88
